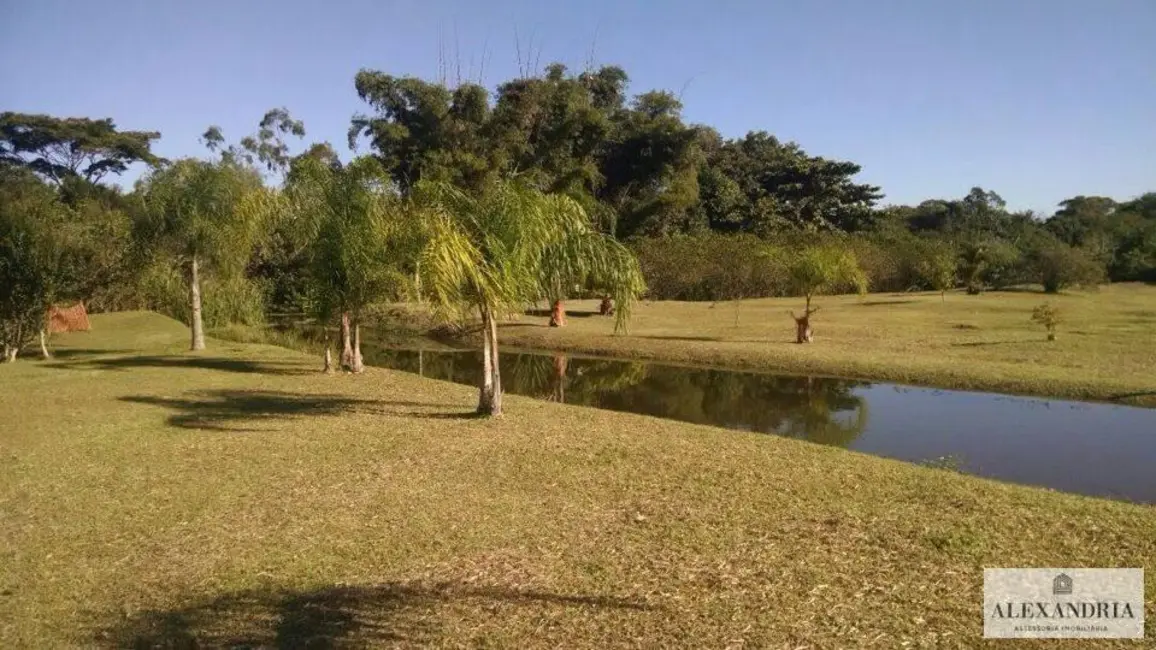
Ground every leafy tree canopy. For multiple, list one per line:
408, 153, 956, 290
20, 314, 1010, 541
0, 112, 161, 185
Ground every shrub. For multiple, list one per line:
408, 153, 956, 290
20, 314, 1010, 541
138, 255, 266, 328
1031, 303, 1061, 341
1028, 241, 1105, 293
631, 233, 789, 301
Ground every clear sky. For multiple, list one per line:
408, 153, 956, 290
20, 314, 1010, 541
2, 0, 1153, 213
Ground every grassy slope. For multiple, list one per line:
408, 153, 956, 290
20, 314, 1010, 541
0, 311, 1152, 648
496, 284, 1156, 406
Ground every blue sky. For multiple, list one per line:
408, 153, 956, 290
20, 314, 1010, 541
2, 0, 1153, 213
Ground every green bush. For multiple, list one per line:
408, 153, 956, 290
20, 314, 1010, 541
138, 256, 266, 328
1027, 241, 1106, 293
631, 233, 789, 301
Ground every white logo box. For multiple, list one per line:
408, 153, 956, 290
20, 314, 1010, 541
984, 568, 1144, 639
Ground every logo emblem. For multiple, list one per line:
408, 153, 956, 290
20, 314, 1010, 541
1053, 573, 1073, 595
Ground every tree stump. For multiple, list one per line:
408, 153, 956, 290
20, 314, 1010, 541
791, 306, 819, 344
549, 300, 566, 327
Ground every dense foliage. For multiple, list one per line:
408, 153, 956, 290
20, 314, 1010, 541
2, 60, 1154, 359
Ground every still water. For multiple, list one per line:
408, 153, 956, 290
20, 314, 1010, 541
343, 339, 1156, 504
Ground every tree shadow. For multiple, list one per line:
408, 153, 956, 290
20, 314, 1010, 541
42, 348, 138, 360
120, 390, 473, 431
638, 335, 720, 342
857, 299, 917, 307
525, 309, 602, 319
951, 340, 1042, 347
97, 581, 653, 648
51, 354, 312, 376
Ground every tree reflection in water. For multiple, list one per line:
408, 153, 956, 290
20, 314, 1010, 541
361, 346, 869, 448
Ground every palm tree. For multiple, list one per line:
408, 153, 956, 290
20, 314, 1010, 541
285, 156, 418, 372
415, 179, 645, 416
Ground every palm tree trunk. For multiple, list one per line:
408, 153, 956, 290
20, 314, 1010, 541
351, 322, 365, 373
189, 255, 206, 351
477, 306, 503, 415
340, 312, 353, 370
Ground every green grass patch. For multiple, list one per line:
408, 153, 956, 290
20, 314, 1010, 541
492, 284, 1156, 406
2, 311, 1153, 647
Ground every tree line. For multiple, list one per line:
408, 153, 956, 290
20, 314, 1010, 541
3, 62, 1154, 388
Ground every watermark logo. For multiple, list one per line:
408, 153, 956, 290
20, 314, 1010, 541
984, 568, 1144, 639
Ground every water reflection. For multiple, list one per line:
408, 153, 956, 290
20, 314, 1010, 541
361, 345, 870, 448
265, 320, 1156, 503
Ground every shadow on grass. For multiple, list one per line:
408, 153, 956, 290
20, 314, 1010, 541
858, 299, 918, 307
951, 340, 1043, 348
120, 390, 475, 431
638, 335, 720, 342
525, 308, 603, 319
98, 581, 652, 648
51, 354, 311, 376
42, 348, 138, 360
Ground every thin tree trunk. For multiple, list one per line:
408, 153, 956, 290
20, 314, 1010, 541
3, 345, 16, 363
323, 347, 334, 374
189, 255, 206, 351
477, 307, 502, 415
351, 323, 365, 373
549, 299, 566, 327
340, 312, 353, 370
794, 316, 812, 344
39, 329, 51, 359
734, 299, 741, 328
478, 307, 494, 412
941, 290, 946, 303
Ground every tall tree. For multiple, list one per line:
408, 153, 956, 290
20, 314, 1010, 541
0, 112, 161, 186
349, 72, 494, 194
286, 155, 418, 372
415, 179, 645, 415
136, 159, 272, 350
0, 168, 72, 361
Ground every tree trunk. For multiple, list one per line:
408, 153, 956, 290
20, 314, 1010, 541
323, 347, 334, 374
189, 255, 206, 351
549, 299, 566, 327
477, 307, 503, 416
340, 312, 353, 371
3, 345, 16, 363
941, 290, 946, 303
794, 316, 813, 344
351, 323, 365, 373
792, 305, 817, 344
39, 329, 51, 359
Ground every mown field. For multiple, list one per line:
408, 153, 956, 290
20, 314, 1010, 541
495, 283, 1156, 407
1, 311, 1153, 648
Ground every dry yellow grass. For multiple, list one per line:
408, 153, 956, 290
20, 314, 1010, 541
1, 312, 1154, 647
495, 284, 1156, 406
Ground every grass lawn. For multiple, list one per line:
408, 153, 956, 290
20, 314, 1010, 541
2, 311, 1154, 648
494, 283, 1156, 407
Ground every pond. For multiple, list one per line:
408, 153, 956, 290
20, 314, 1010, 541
279, 324, 1156, 504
